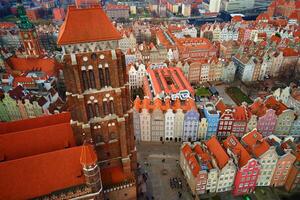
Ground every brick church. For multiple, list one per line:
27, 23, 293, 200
57, 1, 137, 200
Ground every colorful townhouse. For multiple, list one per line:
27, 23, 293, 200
215, 99, 234, 139
174, 108, 185, 142
151, 98, 165, 141
134, 96, 198, 142
194, 143, 218, 193
264, 96, 295, 136
203, 102, 220, 139
223, 135, 260, 196
232, 106, 249, 138
165, 99, 175, 141
283, 139, 300, 192
267, 135, 296, 187
180, 143, 208, 195
139, 97, 151, 142
133, 96, 141, 141
198, 110, 208, 140
183, 109, 200, 141
205, 136, 237, 193
249, 98, 277, 136
241, 129, 278, 187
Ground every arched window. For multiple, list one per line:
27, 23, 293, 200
103, 101, 109, 115
82, 70, 89, 90
89, 70, 96, 89
87, 103, 94, 119
110, 100, 114, 114
98, 68, 105, 88
94, 103, 100, 117
105, 68, 111, 86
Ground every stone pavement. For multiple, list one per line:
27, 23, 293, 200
137, 142, 194, 200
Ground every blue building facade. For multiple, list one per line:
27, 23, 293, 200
203, 102, 220, 139
183, 109, 199, 141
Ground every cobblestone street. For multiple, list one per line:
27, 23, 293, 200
137, 142, 193, 200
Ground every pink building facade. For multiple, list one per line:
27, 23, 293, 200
257, 109, 277, 136
224, 135, 260, 196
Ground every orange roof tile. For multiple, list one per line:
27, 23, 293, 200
241, 129, 270, 158
223, 135, 252, 168
215, 99, 228, 114
133, 96, 141, 111
205, 136, 229, 169
264, 95, 288, 115
0, 122, 76, 161
80, 144, 97, 166
0, 112, 71, 134
57, 6, 121, 45
281, 47, 299, 57
249, 99, 267, 117
8, 57, 57, 76
0, 146, 85, 199
194, 144, 213, 170
233, 106, 248, 121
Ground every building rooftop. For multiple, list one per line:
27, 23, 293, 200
0, 146, 85, 199
223, 135, 252, 168
57, 5, 121, 45
205, 136, 230, 169
241, 129, 270, 158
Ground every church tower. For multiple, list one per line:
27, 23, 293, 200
80, 143, 103, 195
16, 0, 43, 57
58, 4, 136, 199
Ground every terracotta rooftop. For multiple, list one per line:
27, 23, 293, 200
241, 129, 270, 158
0, 119, 76, 161
249, 98, 267, 117
233, 106, 248, 121
7, 56, 57, 77
223, 135, 252, 168
80, 144, 97, 166
0, 112, 71, 134
264, 95, 288, 115
57, 5, 121, 45
0, 146, 85, 199
205, 136, 229, 169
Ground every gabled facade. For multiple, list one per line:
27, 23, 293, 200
198, 117, 208, 140
165, 108, 175, 141
174, 108, 185, 142
267, 135, 296, 187
224, 135, 260, 196
241, 130, 277, 186
203, 102, 220, 139
183, 109, 199, 141
205, 136, 236, 193
151, 106, 165, 141
257, 109, 277, 136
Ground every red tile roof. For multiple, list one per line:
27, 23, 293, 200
281, 47, 299, 57
241, 129, 270, 158
0, 146, 85, 199
215, 99, 228, 114
249, 98, 267, 117
205, 136, 229, 169
223, 135, 252, 168
194, 144, 213, 170
0, 112, 71, 134
58, 6, 121, 45
7, 56, 57, 77
80, 144, 97, 166
0, 121, 76, 161
233, 106, 248, 121
264, 95, 288, 115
